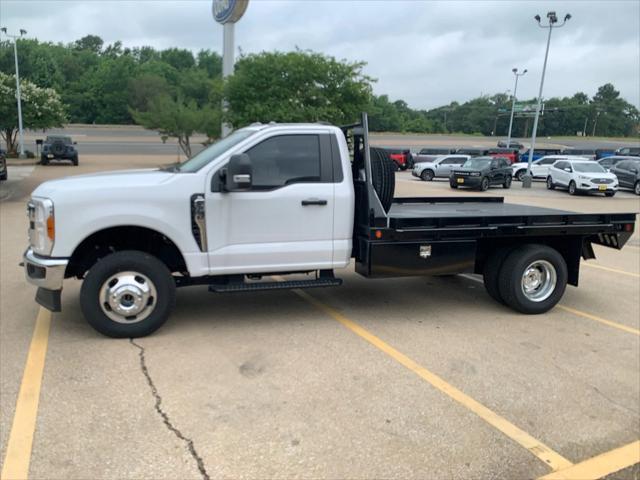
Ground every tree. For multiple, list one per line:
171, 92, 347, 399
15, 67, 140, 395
131, 95, 220, 157
73, 35, 104, 54
0, 72, 66, 153
225, 50, 373, 127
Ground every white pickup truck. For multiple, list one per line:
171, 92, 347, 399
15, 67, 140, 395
24, 114, 636, 337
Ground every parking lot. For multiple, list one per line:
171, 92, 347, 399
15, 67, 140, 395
1, 133, 639, 479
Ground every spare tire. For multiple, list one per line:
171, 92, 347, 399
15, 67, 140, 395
369, 147, 396, 212
51, 141, 65, 156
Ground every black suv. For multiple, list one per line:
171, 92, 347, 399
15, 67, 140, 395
610, 158, 640, 195
450, 156, 512, 191
0, 148, 7, 181
615, 146, 640, 157
41, 135, 78, 165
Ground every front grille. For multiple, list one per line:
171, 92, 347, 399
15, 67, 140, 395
454, 171, 470, 176
591, 178, 613, 184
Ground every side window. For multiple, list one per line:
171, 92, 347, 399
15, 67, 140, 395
500, 159, 509, 168
245, 135, 321, 189
540, 158, 554, 165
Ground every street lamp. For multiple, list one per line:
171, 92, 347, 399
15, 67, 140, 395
1, 27, 27, 158
506, 68, 527, 149
522, 11, 571, 188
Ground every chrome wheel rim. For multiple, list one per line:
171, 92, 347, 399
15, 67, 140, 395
635, 182, 640, 195
99, 271, 157, 323
569, 182, 575, 194
547, 178, 552, 188
521, 260, 557, 302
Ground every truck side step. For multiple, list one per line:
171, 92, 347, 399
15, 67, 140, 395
209, 277, 343, 293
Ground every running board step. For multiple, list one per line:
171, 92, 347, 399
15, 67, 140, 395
209, 277, 343, 293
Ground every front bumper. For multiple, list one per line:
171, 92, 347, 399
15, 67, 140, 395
23, 248, 68, 290
451, 175, 482, 186
578, 183, 618, 192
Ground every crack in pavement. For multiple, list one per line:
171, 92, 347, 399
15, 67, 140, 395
130, 339, 210, 480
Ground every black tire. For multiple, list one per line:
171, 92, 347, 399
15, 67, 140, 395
480, 177, 490, 191
568, 181, 577, 195
482, 247, 517, 305
515, 169, 526, 181
369, 147, 395, 212
449, 182, 458, 189
634, 181, 640, 196
40, 156, 49, 166
546, 176, 555, 190
72, 155, 79, 166
503, 176, 512, 189
604, 191, 615, 197
498, 244, 568, 314
0, 171, 6, 181
80, 250, 176, 338
420, 169, 435, 181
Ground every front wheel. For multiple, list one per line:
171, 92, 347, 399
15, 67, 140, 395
498, 244, 568, 314
515, 170, 526, 181
80, 250, 176, 338
421, 169, 434, 181
546, 176, 555, 190
480, 177, 490, 191
72, 156, 79, 166
635, 181, 640, 196
568, 181, 577, 195
605, 191, 616, 197
503, 176, 512, 189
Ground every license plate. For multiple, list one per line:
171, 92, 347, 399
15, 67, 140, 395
47, 154, 54, 158
457, 178, 464, 184
598, 185, 606, 191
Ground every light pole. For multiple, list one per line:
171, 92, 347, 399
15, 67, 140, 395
522, 11, 571, 188
1, 27, 27, 158
506, 68, 526, 148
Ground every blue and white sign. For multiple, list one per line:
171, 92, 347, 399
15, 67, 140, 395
212, 0, 249, 24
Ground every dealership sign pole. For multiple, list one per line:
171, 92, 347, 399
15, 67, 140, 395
213, 0, 249, 137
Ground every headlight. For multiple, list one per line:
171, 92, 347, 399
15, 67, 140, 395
28, 197, 55, 255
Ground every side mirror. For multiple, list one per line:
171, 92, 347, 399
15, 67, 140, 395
224, 154, 252, 191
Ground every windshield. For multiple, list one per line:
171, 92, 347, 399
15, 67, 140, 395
176, 130, 256, 173
46, 136, 71, 144
462, 158, 492, 169
574, 163, 606, 173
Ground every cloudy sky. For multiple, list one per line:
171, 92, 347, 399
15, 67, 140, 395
1, 0, 638, 110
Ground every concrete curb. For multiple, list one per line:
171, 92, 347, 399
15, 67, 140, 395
7, 159, 39, 166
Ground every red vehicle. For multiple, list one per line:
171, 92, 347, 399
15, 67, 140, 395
384, 148, 413, 170
487, 148, 519, 164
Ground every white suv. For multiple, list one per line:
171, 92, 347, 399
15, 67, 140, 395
547, 159, 618, 196
412, 155, 470, 181
512, 155, 589, 181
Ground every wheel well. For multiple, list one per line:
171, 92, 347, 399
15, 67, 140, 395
66, 226, 188, 279
476, 237, 584, 286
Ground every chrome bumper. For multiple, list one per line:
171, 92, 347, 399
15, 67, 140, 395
23, 248, 68, 290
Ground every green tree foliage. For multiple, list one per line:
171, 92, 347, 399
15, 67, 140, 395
131, 95, 220, 157
225, 50, 373, 127
0, 72, 66, 153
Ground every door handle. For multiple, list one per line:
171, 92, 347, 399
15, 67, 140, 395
301, 198, 328, 206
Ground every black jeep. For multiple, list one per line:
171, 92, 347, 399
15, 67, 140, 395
450, 156, 513, 191
41, 135, 79, 165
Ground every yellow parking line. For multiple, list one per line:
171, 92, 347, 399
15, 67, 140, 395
1, 308, 52, 480
292, 288, 573, 472
538, 440, 640, 480
556, 305, 640, 336
582, 262, 640, 278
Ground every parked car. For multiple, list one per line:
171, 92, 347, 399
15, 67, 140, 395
597, 155, 635, 171
547, 159, 618, 196
560, 148, 596, 160
412, 154, 470, 181
615, 146, 640, 157
412, 147, 456, 164
610, 158, 640, 195
497, 140, 524, 150
519, 148, 562, 163
41, 135, 79, 165
384, 148, 413, 170
450, 156, 512, 191
455, 147, 489, 157
595, 149, 616, 160
512, 155, 588, 181
487, 147, 519, 164
0, 148, 7, 181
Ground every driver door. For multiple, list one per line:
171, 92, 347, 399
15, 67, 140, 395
205, 133, 336, 275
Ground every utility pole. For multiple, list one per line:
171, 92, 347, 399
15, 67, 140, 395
522, 11, 571, 188
1, 27, 27, 157
506, 68, 527, 147
591, 111, 601, 137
